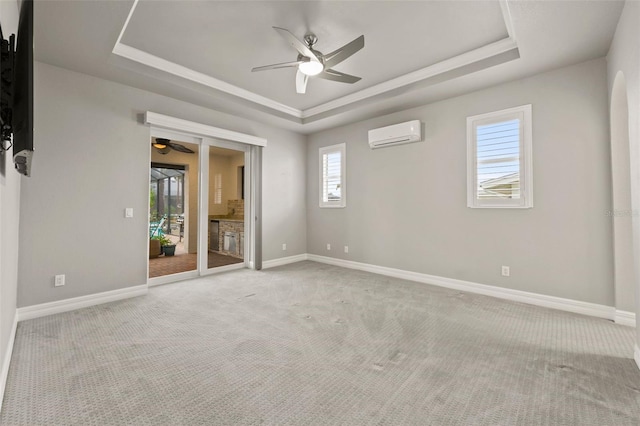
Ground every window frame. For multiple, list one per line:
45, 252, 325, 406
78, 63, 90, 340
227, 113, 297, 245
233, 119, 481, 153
466, 104, 533, 209
319, 143, 346, 208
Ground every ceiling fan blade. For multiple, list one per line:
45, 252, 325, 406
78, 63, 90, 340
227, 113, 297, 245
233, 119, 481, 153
168, 142, 195, 154
317, 69, 361, 84
323, 35, 365, 69
252, 60, 304, 72
296, 70, 309, 94
273, 27, 319, 61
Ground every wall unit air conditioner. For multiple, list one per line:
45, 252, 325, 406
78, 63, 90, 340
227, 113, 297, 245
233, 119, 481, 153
368, 120, 422, 149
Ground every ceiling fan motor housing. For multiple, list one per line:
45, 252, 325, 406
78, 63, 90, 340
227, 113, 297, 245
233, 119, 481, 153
303, 33, 318, 48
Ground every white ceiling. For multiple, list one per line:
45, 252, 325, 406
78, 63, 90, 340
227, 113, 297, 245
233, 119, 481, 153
34, 0, 624, 134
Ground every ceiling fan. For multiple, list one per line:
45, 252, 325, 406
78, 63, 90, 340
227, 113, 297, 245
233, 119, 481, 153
252, 27, 365, 94
151, 138, 194, 155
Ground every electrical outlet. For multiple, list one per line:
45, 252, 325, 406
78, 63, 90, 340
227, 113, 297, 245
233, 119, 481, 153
501, 266, 510, 277
326, 243, 331, 251
344, 245, 349, 253
282, 243, 287, 251
54, 274, 65, 287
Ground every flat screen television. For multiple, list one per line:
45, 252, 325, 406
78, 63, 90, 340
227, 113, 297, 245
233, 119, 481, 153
0, 25, 14, 145
12, 0, 33, 176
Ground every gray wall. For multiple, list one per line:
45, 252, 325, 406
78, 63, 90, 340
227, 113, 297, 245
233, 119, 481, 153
18, 61, 307, 307
307, 58, 613, 306
607, 0, 640, 341
0, 0, 20, 391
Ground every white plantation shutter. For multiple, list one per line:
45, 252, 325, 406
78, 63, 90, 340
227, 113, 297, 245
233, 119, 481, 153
214, 173, 222, 204
476, 119, 520, 199
319, 143, 346, 208
323, 152, 341, 201
467, 105, 533, 208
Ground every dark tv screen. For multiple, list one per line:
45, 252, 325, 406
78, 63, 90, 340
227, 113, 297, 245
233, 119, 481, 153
12, 0, 33, 176
0, 25, 13, 144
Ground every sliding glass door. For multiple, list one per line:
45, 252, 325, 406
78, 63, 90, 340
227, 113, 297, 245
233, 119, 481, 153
148, 137, 199, 282
148, 130, 254, 284
199, 139, 251, 274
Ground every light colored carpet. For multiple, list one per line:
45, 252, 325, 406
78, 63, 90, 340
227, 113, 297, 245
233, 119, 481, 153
1, 261, 639, 425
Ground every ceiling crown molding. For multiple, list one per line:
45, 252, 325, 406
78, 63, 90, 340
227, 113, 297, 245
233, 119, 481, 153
113, 0, 519, 125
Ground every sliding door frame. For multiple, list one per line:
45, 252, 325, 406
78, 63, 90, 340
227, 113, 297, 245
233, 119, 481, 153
198, 138, 253, 275
145, 112, 266, 284
147, 128, 202, 286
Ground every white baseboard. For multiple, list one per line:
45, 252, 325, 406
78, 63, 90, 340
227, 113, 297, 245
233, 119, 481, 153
307, 254, 617, 322
614, 310, 636, 327
262, 254, 309, 269
17, 285, 148, 322
0, 312, 17, 415
635, 345, 640, 371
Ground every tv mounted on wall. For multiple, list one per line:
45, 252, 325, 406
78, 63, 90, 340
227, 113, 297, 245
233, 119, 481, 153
0, 0, 34, 177
12, 0, 34, 176
0, 23, 14, 147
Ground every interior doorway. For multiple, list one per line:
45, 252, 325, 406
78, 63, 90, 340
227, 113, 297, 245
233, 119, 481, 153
148, 139, 199, 279
610, 71, 636, 319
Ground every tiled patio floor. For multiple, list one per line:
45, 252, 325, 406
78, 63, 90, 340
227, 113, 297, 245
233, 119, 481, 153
148, 236, 243, 278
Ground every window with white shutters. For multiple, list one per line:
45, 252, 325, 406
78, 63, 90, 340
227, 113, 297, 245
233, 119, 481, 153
319, 143, 346, 208
214, 173, 222, 205
467, 105, 533, 208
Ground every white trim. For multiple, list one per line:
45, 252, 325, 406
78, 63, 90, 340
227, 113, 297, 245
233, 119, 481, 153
302, 38, 518, 119
498, 0, 517, 42
198, 144, 210, 272
16, 285, 148, 322
0, 313, 17, 414
262, 254, 309, 269
151, 128, 201, 145
635, 345, 640, 371
614, 310, 636, 327
113, 0, 139, 48
114, 0, 518, 123
306, 254, 617, 321
145, 112, 267, 147
116, 38, 517, 122
114, 43, 302, 119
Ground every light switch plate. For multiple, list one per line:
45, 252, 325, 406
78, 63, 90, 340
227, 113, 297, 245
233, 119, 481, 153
125, 208, 134, 218
54, 274, 65, 287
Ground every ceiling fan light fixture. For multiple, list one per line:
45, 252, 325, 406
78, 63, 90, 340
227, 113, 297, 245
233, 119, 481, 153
153, 138, 171, 149
299, 60, 324, 76
156, 145, 171, 155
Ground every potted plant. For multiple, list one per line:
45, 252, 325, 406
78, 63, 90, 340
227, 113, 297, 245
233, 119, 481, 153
158, 235, 177, 256
150, 235, 175, 256
149, 237, 162, 259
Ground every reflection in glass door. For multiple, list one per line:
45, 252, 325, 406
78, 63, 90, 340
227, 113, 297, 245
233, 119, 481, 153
148, 139, 199, 279
206, 146, 246, 270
